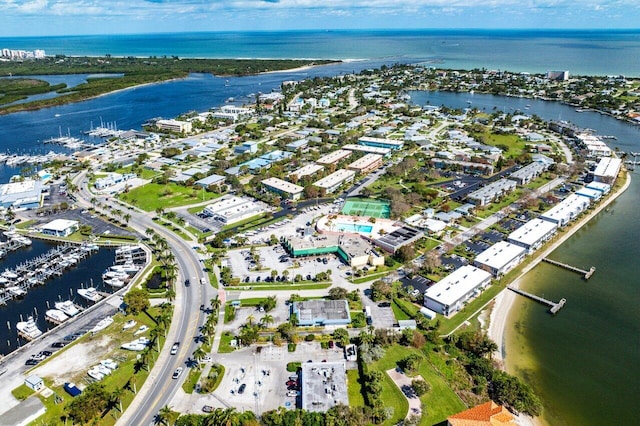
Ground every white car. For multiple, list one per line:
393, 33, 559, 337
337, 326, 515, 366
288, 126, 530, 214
172, 367, 183, 379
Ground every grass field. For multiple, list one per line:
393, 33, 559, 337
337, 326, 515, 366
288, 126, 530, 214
118, 182, 220, 211
371, 345, 466, 426
347, 369, 365, 407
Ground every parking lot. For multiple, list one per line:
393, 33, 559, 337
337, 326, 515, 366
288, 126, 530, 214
226, 245, 344, 284
192, 342, 351, 414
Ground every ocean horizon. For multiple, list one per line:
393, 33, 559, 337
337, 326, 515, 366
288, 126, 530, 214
2, 29, 640, 76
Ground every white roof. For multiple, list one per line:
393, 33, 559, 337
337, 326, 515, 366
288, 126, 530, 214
585, 182, 610, 192
576, 187, 602, 199
508, 218, 557, 247
593, 157, 622, 178
474, 241, 526, 271
540, 194, 589, 224
42, 219, 79, 232
316, 150, 352, 165
424, 265, 492, 306
261, 177, 304, 195
347, 154, 383, 170
289, 164, 324, 178
342, 144, 391, 155
314, 169, 356, 189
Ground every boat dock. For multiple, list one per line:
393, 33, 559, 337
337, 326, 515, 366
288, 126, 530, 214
508, 286, 566, 314
0, 242, 99, 303
542, 258, 596, 279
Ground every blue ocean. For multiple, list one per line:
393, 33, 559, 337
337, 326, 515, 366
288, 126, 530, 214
2, 29, 640, 76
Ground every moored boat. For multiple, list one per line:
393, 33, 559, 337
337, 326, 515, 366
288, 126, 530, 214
77, 287, 103, 303
16, 316, 43, 340
45, 309, 69, 324
55, 300, 80, 317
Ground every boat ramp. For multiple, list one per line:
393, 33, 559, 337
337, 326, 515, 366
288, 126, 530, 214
507, 286, 566, 315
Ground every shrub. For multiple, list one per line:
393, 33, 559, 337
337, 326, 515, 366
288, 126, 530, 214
304, 334, 316, 341
286, 362, 301, 372
411, 379, 430, 396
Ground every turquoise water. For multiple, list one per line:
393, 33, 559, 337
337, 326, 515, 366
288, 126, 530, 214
335, 223, 373, 233
1, 29, 639, 76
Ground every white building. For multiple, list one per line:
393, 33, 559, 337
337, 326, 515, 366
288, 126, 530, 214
202, 196, 266, 225
313, 169, 356, 194
316, 150, 352, 165
211, 105, 252, 122
261, 177, 304, 200
467, 179, 517, 206
585, 182, 611, 194
289, 164, 324, 180
473, 241, 527, 277
576, 133, 612, 158
508, 162, 549, 185
540, 194, 590, 227
347, 154, 384, 174
507, 218, 557, 253
423, 265, 492, 317
156, 119, 192, 134
341, 144, 391, 156
40, 219, 79, 237
593, 157, 622, 184
576, 187, 603, 201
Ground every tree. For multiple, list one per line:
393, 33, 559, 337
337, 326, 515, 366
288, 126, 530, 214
328, 286, 349, 300
370, 280, 394, 301
66, 383, 110, 424
260, 314, 274, 329
157, 404, 173, 425
193, 346, 206, 367
124, 288, 150, 315
332, 328, 350, 347
400, 353, 422, 375
411, 379, 430, 396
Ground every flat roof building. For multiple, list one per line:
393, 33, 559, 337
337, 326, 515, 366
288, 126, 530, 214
576, 187, 603, 201
195, 174, 226, 188
342, 143, 391, 156
156, 119, 192, 134
316, 150, 352, 165
358, 136, 404, 150
301, 362, 349, 413
540, 193, 590, 227
585, 181, 611, 194
202, 196, 266, 225
40, 219, 79, 237
289, 164, 324, 180
374, 225, 424, 254
347, 154, 384, 174
474, 241, 527, 277
507, 218, 557, 253
291, 299, 351, 326
0, 180, 44, 209
430, 158, 495, 175
283, 235, 384, 268
508, 161, 549, 185
593, 157, 622, 184
467, 179, 517, 206
261, 177, 304, 200
424, 265, 493, 317
285, 138, 309, 151
313, 169, 356, 194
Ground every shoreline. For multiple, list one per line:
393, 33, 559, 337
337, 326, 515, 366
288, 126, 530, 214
488, 169, 632, 360
486, 169, 632, 423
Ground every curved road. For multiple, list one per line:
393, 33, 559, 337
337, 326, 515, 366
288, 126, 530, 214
73, 170, 219, 425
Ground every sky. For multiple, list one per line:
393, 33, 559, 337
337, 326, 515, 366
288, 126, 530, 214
0, 0, 638, 36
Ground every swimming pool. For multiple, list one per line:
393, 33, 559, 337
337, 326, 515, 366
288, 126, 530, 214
335, 223, 373, 233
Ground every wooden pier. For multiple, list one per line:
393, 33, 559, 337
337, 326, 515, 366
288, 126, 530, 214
508, 286, 566, 314
542, 258, 596, 280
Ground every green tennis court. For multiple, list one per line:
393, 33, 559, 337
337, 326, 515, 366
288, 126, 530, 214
341, 198, 391, 219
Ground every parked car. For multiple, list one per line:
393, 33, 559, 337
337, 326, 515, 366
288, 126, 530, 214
25, 359, 39, 366
202, 405, 214, 413
238, 383, 246, 394
170, 342, 180, 355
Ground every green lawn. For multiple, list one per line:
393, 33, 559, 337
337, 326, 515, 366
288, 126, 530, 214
218, 332, 236, 353
475, 132, 526, 158
182, 367, 204, 394
231, 283, 331, 291
118, 182, 221, 211
371, 345, 466, 426
391, 299, 413, 321
347, 369, 365, 406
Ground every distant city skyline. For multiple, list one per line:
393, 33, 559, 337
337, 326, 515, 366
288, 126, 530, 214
1, 0, 638, 37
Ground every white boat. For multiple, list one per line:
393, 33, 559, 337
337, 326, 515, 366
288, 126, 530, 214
100, 359, 118, 370
87, 367, 104, 381
55, 300, 80, 317
95, 364, 112, 376
120, 337, 151, 351
104, 279, 125, 288
122, 320, 137, 330
77, 287, 102, 303
0, 277, 9, 286
16, 316, 43, 340
109, 263, 140, 274
134, 325, 149, 335
102, 270, 129, 280
82, 244, 99, 252
45, 309, 69, 324
7, 286, 27, 298
2, 271, 18, 280
90, 317, 114, 334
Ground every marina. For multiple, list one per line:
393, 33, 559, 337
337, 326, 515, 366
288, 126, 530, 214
0, 241, 99, 306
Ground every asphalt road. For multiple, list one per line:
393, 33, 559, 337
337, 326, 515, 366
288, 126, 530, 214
73, 170, 218, 425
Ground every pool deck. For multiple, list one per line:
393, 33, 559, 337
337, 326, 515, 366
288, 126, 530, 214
316, 214, 399, 239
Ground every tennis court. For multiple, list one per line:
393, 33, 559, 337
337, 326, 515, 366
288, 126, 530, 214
341, 198, 391, 219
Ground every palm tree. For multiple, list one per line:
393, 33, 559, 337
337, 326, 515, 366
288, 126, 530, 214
260, 314, 274, 329
246, 314, 255, 326
155, 207, 165, 216
111, 387, 126, 413
165, 287, 176, 302
193, 346, 206, 368
157, 405, 173, 425
145, 228, 155, 238
123, 213, 131, 224
358, 330, 375, 345
210, 296, 221, 314
150, 326, 162, 351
